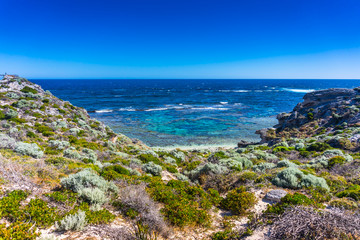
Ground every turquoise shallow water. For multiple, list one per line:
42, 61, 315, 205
32, 79, 360, 147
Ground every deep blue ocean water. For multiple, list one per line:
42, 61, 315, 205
31, 79, 360, 147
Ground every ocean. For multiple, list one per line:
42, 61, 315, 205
31, 79, 360, 148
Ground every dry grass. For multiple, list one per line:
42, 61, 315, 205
270, 206, 360, 240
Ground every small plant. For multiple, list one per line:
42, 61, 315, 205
142, 162, 162, 176
14, 142, 44, 158
328, 156, 346, 168
272, 167, 329, 191
55, 210, 87, 231
306, 142, 331, 152
220, 186, 257, 215
21, 86, 38, 94
265, 193, 321, 215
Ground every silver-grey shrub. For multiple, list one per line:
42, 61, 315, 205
272, 167, 329, 191
78, 187, 107, 209
82, 148, 97, 162
253, 162, 276, 172
60, 169, 118, 193
5, 92, 20, 99
276, 160, 299, 168
49, 140, 70, 150
55, 210, 87, 231
188, 162, 228, 180
0, 134, 16, 150
14, 142, 44, 159
61, 169, 118, 207
5, 109, 18, 119
63, 147, 82, 160
15, 99, 31, 108
142, 162, 162, 176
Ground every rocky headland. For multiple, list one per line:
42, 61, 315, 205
0, 75, 360, 240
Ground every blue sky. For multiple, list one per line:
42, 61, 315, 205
1, 0, 360, 78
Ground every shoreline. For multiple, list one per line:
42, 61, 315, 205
152, 143, 239, 151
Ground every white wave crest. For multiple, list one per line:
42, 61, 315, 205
145, 107, 170, 112
282, 88, 315, 93
219, 90, 249, 93
95, 109, 113, 113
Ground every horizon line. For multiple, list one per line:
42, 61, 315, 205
28, 78, 360, 80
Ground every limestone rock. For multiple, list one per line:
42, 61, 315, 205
265, 189, 288, 202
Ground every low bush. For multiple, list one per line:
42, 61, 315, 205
253, 162, 276, 172
336, 185, 360, 201
189, 163, 228, 181
48, 140, 70, 150
270, 206, 360, 239
272, 167, 330, 191
147, 179, 220, 227
306, 142, 331, 152
220, 186, 257, 215
0, 222, 40, 240
21, 86, 38, 94
0, 134, 16, 149
265, 192, 321, 215
78, 187, 107, 208
45, 190, 78, 205
60, 169, 118, 207
14, 142, 44, 158
328, 156, 347, 168
104, 164, 130, 176
142, 162, 162, 176
330, 199, 358, 210
55, 210, 87, 231
115, 184, 169, 236
139, 154, 161, 165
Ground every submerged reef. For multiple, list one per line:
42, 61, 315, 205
0, 74, 360, 239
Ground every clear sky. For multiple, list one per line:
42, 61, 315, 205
1, 0, 360, 79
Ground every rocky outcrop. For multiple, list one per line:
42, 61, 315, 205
258, 87, 360, 143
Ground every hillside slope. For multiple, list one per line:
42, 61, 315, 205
0, 75, 360, 240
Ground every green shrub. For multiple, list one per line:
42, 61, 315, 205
45, 190, 78, 205
21, 86, 38, 94
327, 156, 346, 168
329, 199, 358, 210
307, 142, 331, 152
104, 164, 130, 176
273, 146, 293, 153
272, 167, 329, 191
336, 185, 360, 201
147, 179, 218, 227
45, 157, 69, 166
220, 186, 257, 215
139, 154, 161, 165
26, 131, 37, 138
20, 198, 60, 227
307, 112, 314, 120
0, 222, 39, 239
0, 190, 29, 220
265, 193, 321, 215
